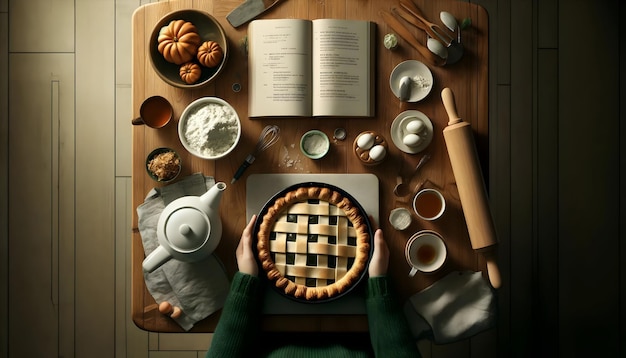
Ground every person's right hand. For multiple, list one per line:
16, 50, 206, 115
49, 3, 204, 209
236, 215, 258, 276
368, 229, 389, 277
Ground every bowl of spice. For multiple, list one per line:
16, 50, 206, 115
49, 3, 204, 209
300, 130, 330, 159
146, 147, 182, 182
178, 97, 241, 160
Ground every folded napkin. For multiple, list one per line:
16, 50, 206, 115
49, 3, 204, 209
403, 271, 497, 344
137, 173, 230, 331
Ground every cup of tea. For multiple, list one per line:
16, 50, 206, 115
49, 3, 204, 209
412, 188, 445, 221
405, 230, 447, 277
132, 95, 173, 128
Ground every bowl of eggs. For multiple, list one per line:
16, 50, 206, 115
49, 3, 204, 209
353, 131, 388, 165
390, 110, 434, 154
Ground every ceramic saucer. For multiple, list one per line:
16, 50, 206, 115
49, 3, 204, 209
390, 110, 433, 154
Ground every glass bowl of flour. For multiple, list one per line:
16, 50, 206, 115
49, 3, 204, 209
178, 97, 241, 160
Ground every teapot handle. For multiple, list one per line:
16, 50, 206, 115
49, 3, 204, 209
142, 245, 172, 273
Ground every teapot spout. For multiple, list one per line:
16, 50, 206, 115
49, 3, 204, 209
200, 181, 227, 212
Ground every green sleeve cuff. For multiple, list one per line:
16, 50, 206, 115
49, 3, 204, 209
231, 271, 261, 297
367, 276, 391, 298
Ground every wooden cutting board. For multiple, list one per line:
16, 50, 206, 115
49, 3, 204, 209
246, 173, 379, 221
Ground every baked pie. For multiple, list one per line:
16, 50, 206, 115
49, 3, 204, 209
256, 185, 371, 301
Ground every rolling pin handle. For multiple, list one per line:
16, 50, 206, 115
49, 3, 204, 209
483, 250, 502, 289
441, 88, 462, 125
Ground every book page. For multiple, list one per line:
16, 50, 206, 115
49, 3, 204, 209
248, 19, 313, 117
311, 19, 373, 117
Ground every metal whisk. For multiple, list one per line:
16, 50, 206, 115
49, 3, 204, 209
231, 125, 281, 183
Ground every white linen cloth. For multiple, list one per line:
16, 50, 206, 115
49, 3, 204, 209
136, 173, 230, 331
403, 271, 497, 344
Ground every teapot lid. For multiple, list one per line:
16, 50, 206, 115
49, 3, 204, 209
162, 206, 211, 252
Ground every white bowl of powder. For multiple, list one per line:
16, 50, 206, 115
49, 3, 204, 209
300, 130, 330, 159
178, 97, 241, 160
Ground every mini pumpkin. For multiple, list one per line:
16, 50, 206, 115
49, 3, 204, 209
197, 41, 224, 68
157, 20, 201, 65
179, 62, 202, 84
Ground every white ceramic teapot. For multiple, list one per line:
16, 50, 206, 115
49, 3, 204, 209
143, 182, 227, 273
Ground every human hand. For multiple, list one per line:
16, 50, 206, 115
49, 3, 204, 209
236, 215, 258, 276
368, 229, 389, 277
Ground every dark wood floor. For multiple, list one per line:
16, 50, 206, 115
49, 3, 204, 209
477, 0, 625, 356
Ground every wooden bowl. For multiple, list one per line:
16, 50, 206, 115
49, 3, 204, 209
149, 9, 229, 89
353, 131, 388, 165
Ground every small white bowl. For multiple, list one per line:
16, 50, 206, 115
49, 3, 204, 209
300, 130, 330, 159
389, 207, 412, 230
178, 97, 241, 160
389, 60, 434, 102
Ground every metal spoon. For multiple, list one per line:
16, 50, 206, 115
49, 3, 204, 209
393, 175, 410, 197
445, 27, 463, 64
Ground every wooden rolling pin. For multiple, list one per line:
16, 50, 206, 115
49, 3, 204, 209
441, 88, 501, 289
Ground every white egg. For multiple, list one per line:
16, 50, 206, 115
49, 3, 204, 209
356, 133, 375, 150
403, 133, 422, 147
368, 145, 386, 161
406, 119, 425, 134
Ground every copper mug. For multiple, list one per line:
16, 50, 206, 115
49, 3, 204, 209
132, 96, 172, 128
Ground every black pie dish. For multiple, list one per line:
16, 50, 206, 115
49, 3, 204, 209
252, 182, 375, 304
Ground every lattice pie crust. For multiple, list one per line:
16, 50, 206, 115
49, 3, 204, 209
257, 186, 371, 301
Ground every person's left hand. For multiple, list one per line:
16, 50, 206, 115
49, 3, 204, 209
368, 229, 389, 277
236, 215, 258, 276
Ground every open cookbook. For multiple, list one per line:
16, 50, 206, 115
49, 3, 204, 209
248, 18, 376, 117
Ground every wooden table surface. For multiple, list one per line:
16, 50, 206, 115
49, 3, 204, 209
131, 0, 489, 333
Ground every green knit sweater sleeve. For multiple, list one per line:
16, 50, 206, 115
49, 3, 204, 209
206, 272, 261, 358
366, 276, 421, 358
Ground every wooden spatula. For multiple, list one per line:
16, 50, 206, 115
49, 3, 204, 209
227, 0, 282, 28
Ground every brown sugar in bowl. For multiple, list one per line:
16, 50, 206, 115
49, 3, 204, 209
353, 131, 388, 165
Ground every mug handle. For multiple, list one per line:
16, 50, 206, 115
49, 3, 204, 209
408, 266, 418, 277
131, 117, 145, 125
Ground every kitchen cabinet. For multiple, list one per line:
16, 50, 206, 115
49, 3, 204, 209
8, 53, 75, 357
8, 0, 74, 53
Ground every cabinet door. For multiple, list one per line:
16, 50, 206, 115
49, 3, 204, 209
8, 0, 74, 53
8, 53, 75, 358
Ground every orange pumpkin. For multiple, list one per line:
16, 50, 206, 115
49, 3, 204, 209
179, 62, 202, 84
157, 20, 201, 65
197, 41, 224, 68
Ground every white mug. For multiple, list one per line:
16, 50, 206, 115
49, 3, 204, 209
405, 230, 447, 277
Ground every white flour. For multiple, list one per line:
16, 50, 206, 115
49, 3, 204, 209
303, 133, 329, 155
411, 75, 431, 90
183, 103, 239, 157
